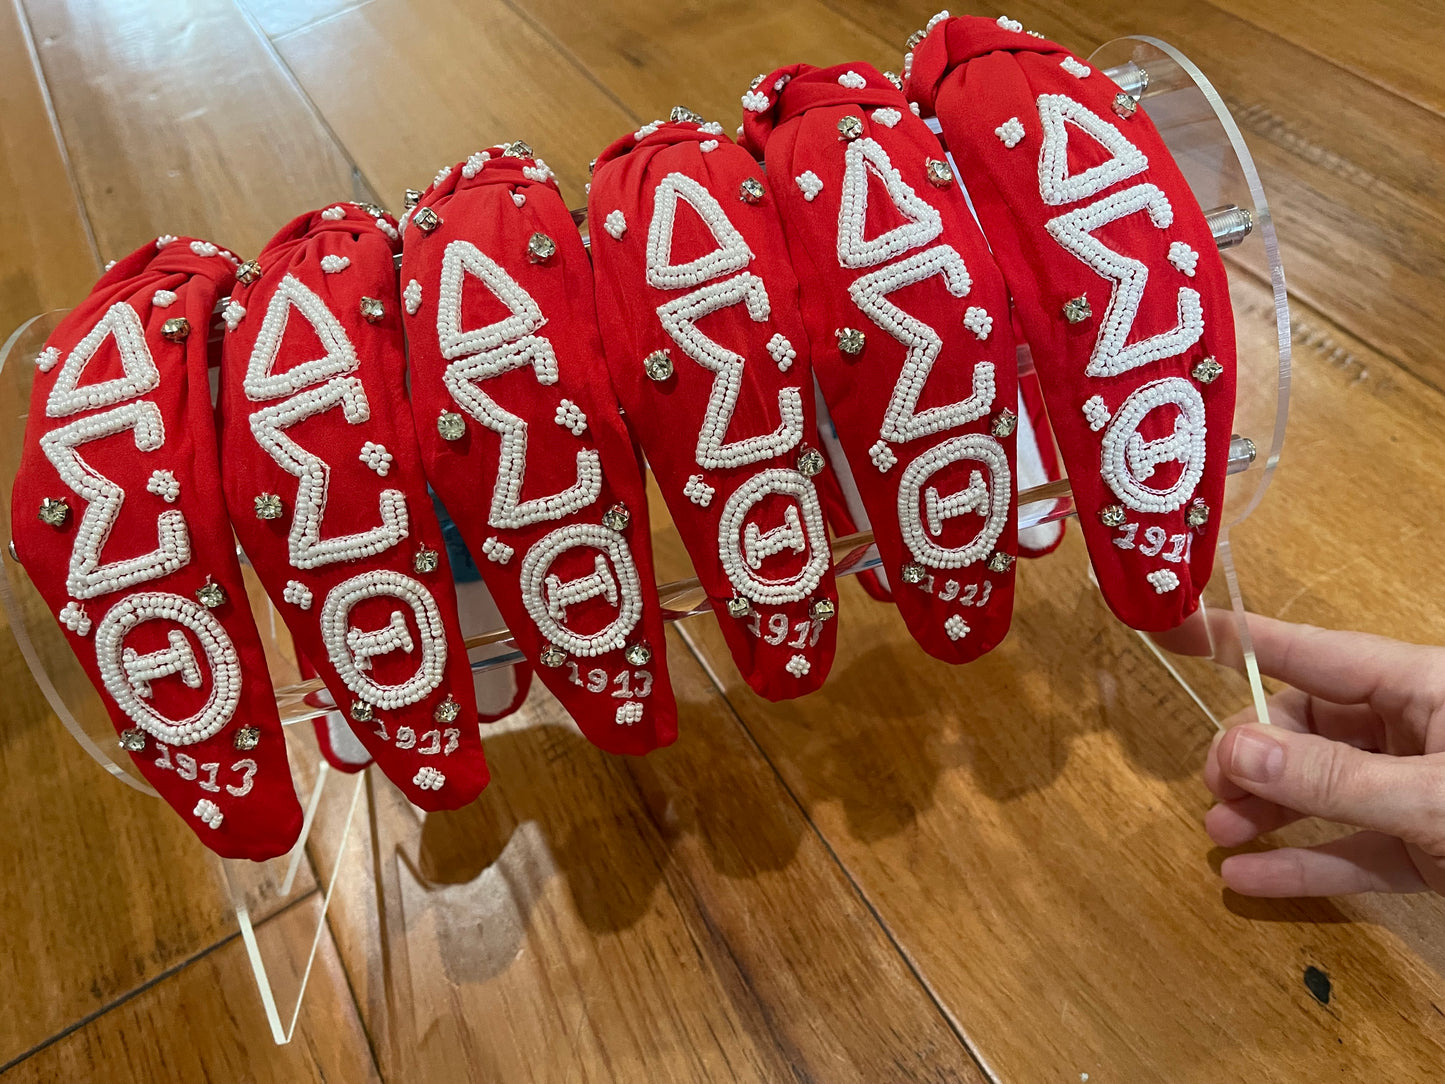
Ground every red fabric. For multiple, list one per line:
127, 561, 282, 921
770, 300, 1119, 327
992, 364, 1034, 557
741, 63, 1019, 663
589, 120, 839, 700
217, 205, 489, 810
12, 238, 303, 860
907, 16, 1236, 631
401, 148, 678, 754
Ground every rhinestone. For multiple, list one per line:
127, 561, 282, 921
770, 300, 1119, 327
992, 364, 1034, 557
438, 411, 467, 440
883, 70, 903, 90
624, 642, 653, 666
1112, 92, 1138, 118
837, 114, 864, 141
739, 177, 765, 203
236, 259, 262, 285
502, 140, 534, 158
119, 728, 147, 752
1186, 499, 1210, 528
836, 327, 866, 355
602, 503, 631, 532
196, 580, 227, 608
433, 695, 460, 723
906, 29, 927, 49
527, 232, 557, 263
254, 493, 284, 520
37, 498, 70, 527
987, 551, 1016, 573
359, 296, 385, 322
7, 541, 16, 561
539, 644, 567, 668
1062, 295, 1093, 323
161, 317, 191, 342
900, 562, 927, 585
797, 447, 826, 477
588, 157, 598, 175
809, 598, 836, 622
1098, 504, 1127, 528
351, 699, 374, 722
992, 408, 1018, 438
1192, 356, 1224, 385
925, 159, 953, 187
232, 725, 260, 751
670, 105, 705, 124
404, 188, 424, 209
726, 595, 754, 619
355, 201, 387, 218
413, 545, 440, 574
412, 206, 441, 233
643, 349, 674, 381
749, 73, 766, 91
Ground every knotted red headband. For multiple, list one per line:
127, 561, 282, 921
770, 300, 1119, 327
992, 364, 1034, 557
589, 115, 840, 700
12, 239, 304, 860
740, 63, 1019, 663
217, 204, 490, 810
401, 144, 678, 754
906, 15, 1236, 631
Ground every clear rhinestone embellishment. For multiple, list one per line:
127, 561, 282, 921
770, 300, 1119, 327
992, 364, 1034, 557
119, 728, 147, 752
925, 159, 953, 187
987, 551, 1016, 573
438, 411, 466, 440
359, 296, 385, 322
1063, 295, 1093, 323
539, 644, 567, 668
196, 580, 227, 608
161, 317, 191, 342
254, 492, 283, 520
837, 114, 864, 141
900, 562, 927, 585
232, 725, 260, 751
992, 409, 1018, 438
670, 105, 705, 124
1112, 92, 1138, 118
836, 327, 866, 355
1099, 504, 1127, 528
1186, 499, 1210, 528
413, 545, 440, 574
643, 349, 674, 381
502, 140, 534, 158
412, 206, 441, 232
797, 447, 826, 477
809, 598, 836, 621
37, 498, 70, 527
624, 642, 652, 666
527, 232, 556, 263
236, 259, 262, 285
350, 700, 374, 722
883, 70, 903, 90
433, 695, 460, 723
739, 177, 765, 203
726, 595, 754, 618
1192, 356, 1224, 385
602, 503, 631, 532
403, 188, 423, 209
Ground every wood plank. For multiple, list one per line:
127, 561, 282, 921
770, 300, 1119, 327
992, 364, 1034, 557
672, 266, 1445, 1080
303, 631, 988, 1084
1205, 0, 1445, 119
21, 0, 360, 262
240, 0, 371, 40
0, 896, 381, 1083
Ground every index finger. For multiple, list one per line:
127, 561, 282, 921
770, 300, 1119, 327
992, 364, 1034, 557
1245, 614, 1439, 712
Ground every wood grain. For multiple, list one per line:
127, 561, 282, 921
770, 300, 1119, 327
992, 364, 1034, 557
302, 631, 988, 1084
1, 896, 382, 1084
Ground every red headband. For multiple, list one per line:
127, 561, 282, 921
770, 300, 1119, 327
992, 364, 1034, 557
13, 239, 303, 859
588, 117, 840, 700
740, 63, 1019, 663
907, 16, 1236, 631
217, 204, 490, 810
401, 145, 678, 753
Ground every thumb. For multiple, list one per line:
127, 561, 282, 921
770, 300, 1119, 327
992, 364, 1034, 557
1218, 724, 1445, 849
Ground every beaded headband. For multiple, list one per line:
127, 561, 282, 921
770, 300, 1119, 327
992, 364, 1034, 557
740, 62, 1020, 662
907, 14, 1236, 630
12, 238, 304, 859
401, 144, 678, 753
589, 115, 839, 699
217, 204, 490, 810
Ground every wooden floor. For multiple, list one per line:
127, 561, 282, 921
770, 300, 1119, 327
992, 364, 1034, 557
3, 0, 1445, 1080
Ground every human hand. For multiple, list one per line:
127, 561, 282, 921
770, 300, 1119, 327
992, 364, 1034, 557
1203, 614, 1445, 896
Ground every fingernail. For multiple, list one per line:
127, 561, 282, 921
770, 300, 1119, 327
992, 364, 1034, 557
1229, 727, 1284, 783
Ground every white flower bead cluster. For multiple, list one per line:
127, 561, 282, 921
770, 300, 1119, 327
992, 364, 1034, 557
996, 117, 1025, 148
785, 654, 810, 677
741, 90, 769, 112
523, 160, 555, 184
222, 300, 246, 332
1082, 394, 1111, 432
147, 469, 181, 503
1168, 241, 1199, 277
59, 601, 92, 636
404, 279, 423, 315
1060, 57, 1092, 79
413, 766, 446, 790
152, 290, 178, 308
35, 346, 61, 372
482, 536, 514, 564
684, 474, 715, 507
1147, 569, 1181, 593
194, 799, 224, 829
944, 615, 970, 641
359, 440, 393, 476
615, 701, 645, 726
766, 332, 795, 372
869, 440, 897, 473
283, 579, 313, 609
963, 306, 993, 340
320, 254, 351, 274
321, 206, 347, 221
554, 399, 588, 436
837, 70, 868, 90
604, 210, 627, 239
795, 171, 824, 201
872, 108, 902, 128
461, 151, 490, 179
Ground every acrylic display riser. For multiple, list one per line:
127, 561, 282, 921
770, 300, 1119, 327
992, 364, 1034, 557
0, 36, 1289, 1043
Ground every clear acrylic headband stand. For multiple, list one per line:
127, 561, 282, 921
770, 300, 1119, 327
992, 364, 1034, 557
0, 36, 1288, 1043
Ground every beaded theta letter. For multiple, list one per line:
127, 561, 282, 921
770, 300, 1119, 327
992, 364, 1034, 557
217, 205, 488, 810
589, 117, 839, 700
741, 63, 1019, 663
401, 146, 678, 753
906, 15, 1236, 631
12, 239, 303, 860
